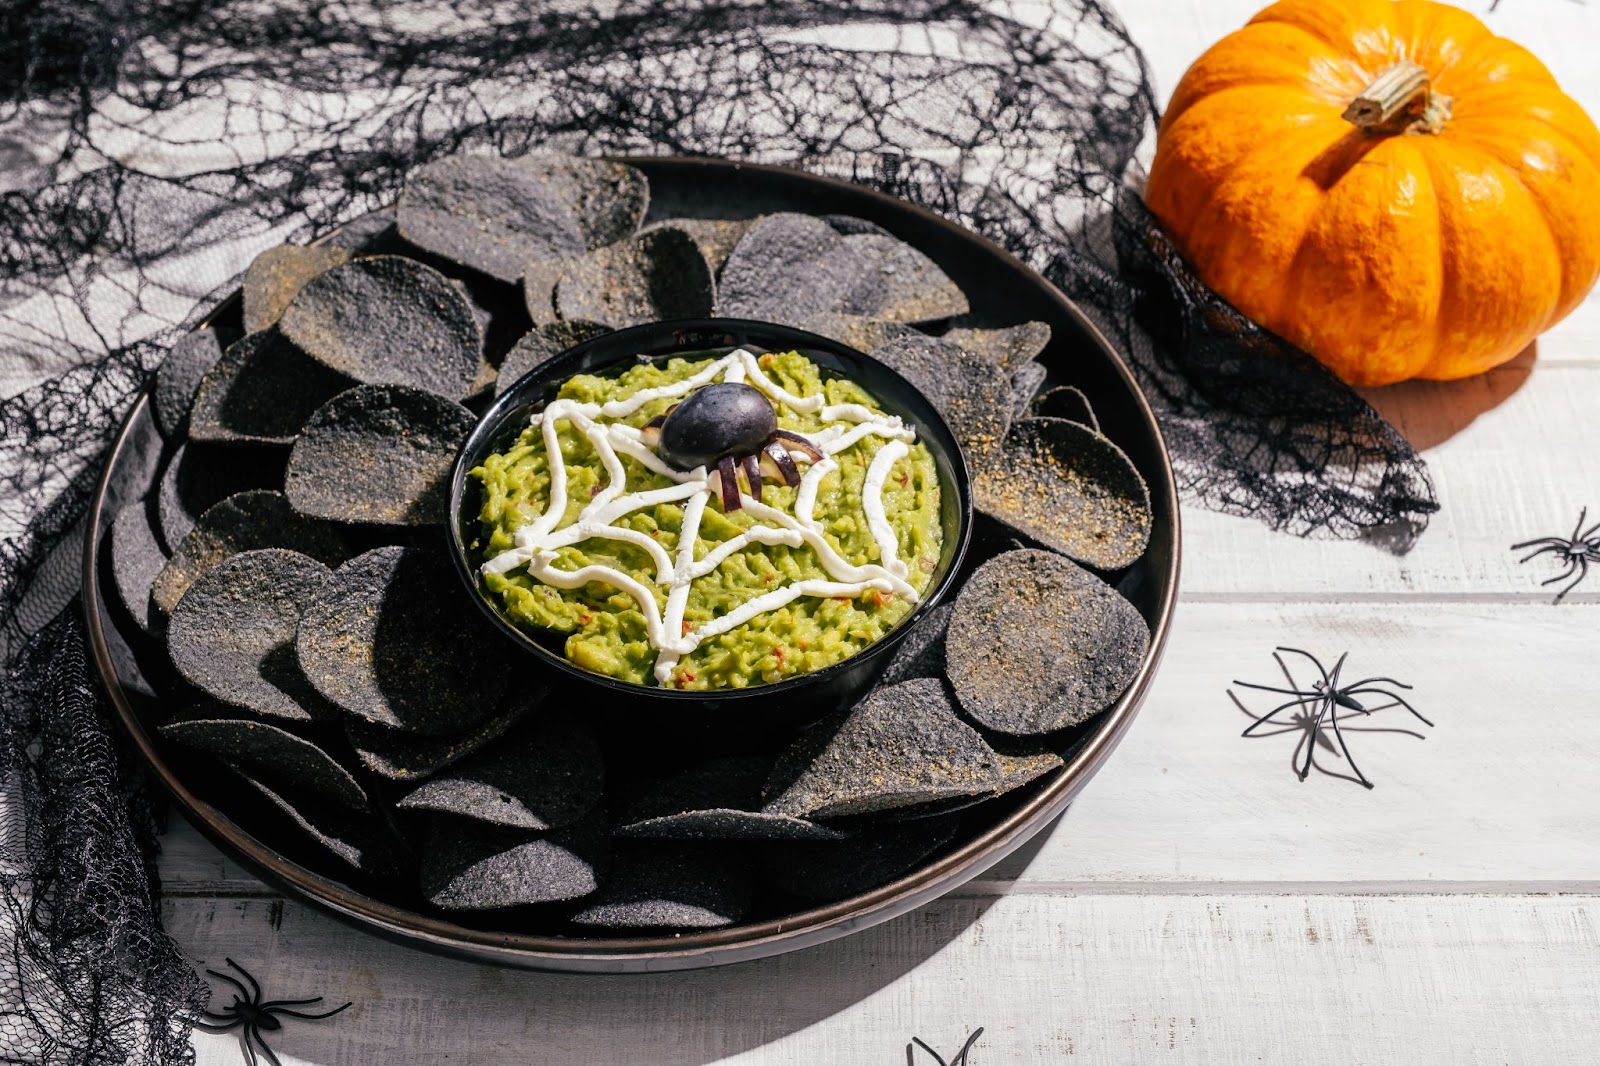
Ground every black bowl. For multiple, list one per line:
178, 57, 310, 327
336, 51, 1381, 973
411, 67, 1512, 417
446, 318, 973, 734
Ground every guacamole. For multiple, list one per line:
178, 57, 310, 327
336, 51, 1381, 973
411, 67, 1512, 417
472, 349, 943, 689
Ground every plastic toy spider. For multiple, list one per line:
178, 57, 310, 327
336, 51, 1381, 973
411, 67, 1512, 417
195, 957, 351, 1066
908, 1027, 985, 1066
1230, 647, 1431, 790
1512, 507, 1599, 603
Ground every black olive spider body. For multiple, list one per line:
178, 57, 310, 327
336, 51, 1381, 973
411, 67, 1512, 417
1512, 507, 1599, 602
1230, 647, 1431, 790
195, 958, 351, 1066
640, 382, 823, 511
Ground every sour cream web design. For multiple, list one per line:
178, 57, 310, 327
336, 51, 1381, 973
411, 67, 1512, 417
482, 349, 922, 685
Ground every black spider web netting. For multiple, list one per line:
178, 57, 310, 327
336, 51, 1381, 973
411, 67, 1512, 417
0, 1, 1438, 1060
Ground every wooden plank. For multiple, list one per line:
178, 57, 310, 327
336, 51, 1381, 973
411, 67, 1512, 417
174, 891, 1600, 1065
159, 600, 1600, 894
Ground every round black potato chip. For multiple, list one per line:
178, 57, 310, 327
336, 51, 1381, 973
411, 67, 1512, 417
570, 843, 751, 930
396, 154, 648, 283
420, 809, 608, 911
1008, 360, 1049, 424
283, 384, 474, 526
552, 227, 714, 327
295, 545, 510, 736
224, 761, 402, 877
152, 490, 350, 617
278, 255, 484, 400
160, 717, 367, 810
188, 330, 354, 445
943, 321, 1052, 373
973, 417, 1152, 570
153, 331, 225, 439
347, 682, 541, 781
242, 244, 354, 334
396, 715, 603, 830
614, 757, 847, 842
1031, 384, 1099, 431
874, 602, 954, 689
155, 443, 284, 554
494, 320, 612, 398
641, 217, 750, 277
110, 499, 167, 636
945, 549, 1150, 735
762, 679, 1061, 819
868, 334, 1011, 463
167, 548, 333, 722
759, 813, 960, 902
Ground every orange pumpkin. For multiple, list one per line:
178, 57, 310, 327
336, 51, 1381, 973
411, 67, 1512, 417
1144, 0, 1600, 386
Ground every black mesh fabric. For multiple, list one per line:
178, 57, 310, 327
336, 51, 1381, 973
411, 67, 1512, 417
0, 1, 1437, 1061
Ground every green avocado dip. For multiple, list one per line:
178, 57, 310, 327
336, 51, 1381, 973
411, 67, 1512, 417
471, 348, 944, 690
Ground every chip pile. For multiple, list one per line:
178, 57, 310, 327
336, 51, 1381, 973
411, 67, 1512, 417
119, 150, 1157, 937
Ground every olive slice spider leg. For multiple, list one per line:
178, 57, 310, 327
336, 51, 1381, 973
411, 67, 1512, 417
268, 1001, 354, 1021
1240, 694, 1324, 737
1342, 687, 1434, 727
1326, 702, 1375, 790
741, 453, 762, 503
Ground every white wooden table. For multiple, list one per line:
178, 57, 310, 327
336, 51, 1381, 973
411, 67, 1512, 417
164, 2, 1600, 1061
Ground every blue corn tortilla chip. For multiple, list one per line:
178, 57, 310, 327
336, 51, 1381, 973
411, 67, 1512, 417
873, 602, 954, 689
110, 499, 167, 636
284, 384, 474, 526
188, 329, 354, 446
151, 489, 350, 617
278, 255, 484, 401
295, 545, 510, 736
943, 321, 1052, 374
242, 245, 354, 334
397, 154, 648, 283
945, 549, 1150, 735
396, 715, 603, 830
762, 679, 1061, 819
614, 757, 847, 842
223, 761, 402, 878
161, 717, 367, 810
759, 814, 960, 902
1008, 360, 1049, 424
552, 227, 714, 327
972, 416, 1152, 570
420, 809, 609, 911
868, 333, 1011, 464
641, 217, 750, 278
570, 843, 751, 930
494, 320, 612, 398
346, 682, 541, 782
153, 331, 225, 439
167, 549, 333, 722
1031, 384, 1099, 431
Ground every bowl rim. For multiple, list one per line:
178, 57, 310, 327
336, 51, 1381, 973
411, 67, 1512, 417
80, 154, 1181, 972
444, 316, 975, 703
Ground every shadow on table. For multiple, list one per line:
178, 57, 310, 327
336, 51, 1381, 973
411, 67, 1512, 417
184, 820, 1065, 1066
1356, 343, 1534, 453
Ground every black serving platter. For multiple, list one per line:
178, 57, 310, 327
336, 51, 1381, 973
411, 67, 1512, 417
83, 156, 1180, 973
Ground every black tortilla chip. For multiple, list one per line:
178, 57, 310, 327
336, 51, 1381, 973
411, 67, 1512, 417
762, 679, 1061, 819
874, 602, 954, 689
153, 331, 224, 439
283, 384, 473, 526
570, 843, 751, 930
242, 245, 354, 334
155, 443, 282, 554
836, 232, 968, 323
759, 814, 960, 902
821, 214, 892, 237
278, 255, 484, 400
161, 717, 367, 810
188, 330, 353, 445
521, 256, 566, 328
1032, 384, 1099, 431
869, 334, 1011, 463
110, 500, 167, 636
615, 757, 847, 842
152, 489, 350, 617
945, 549, 1150, 735
494, 320, 612, 398
321, 209, 401, 253
943, 321, 1052, 373
396, 715, 603, 830
641, 217, 751, 277
166, 548, 332, 722
552, 227, 714, 327
347, 682, 541, 781
420, 809, 608, 910
785, 314, 917, 355
973, 417, 1152, 570
1008, 361, 1049, 424
224, 761, 402, 877
295, 545, 510, 736
396, 154, 648, 283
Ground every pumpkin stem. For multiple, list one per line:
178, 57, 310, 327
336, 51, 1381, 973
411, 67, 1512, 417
1342, 60, 1452, 135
